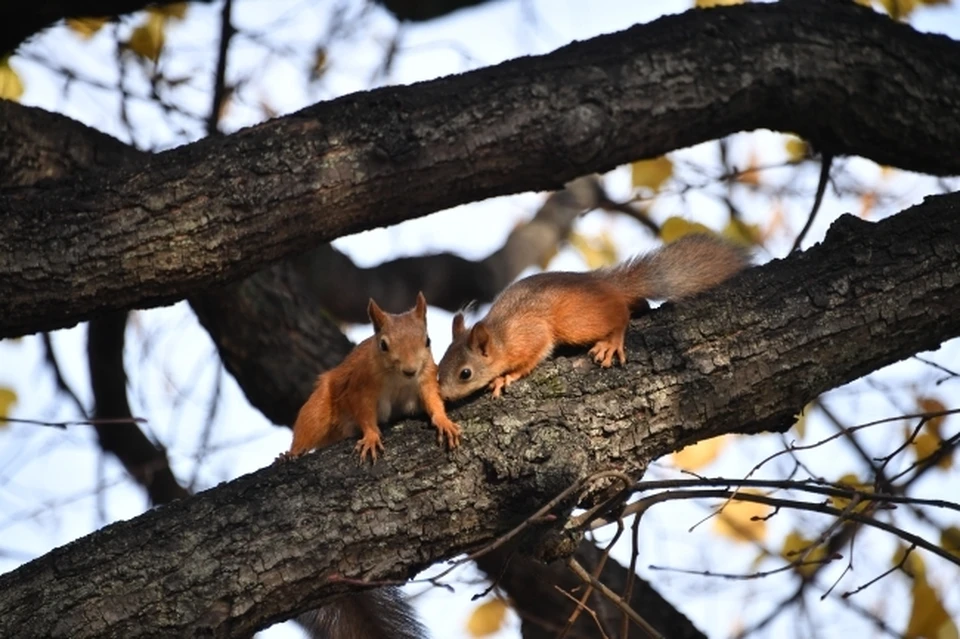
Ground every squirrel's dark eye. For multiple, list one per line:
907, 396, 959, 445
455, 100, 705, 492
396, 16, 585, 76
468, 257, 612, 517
379, 338, 389, 352
426, 336, 431, 348
459, 368, 472, 381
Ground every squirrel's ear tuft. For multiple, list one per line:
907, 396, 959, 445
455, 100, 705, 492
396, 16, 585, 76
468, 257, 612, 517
452, 312, 466, 339
469, 322, 491, 356
368, 298, 387, 332
414, 291, 428, 319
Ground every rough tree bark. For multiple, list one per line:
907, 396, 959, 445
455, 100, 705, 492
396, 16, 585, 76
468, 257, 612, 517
1, 197, 958, 638
3, 0, 960, 339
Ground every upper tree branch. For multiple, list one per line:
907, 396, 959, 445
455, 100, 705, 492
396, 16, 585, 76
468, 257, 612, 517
3, 0, 960, 339
1, 196, 958, 638
0, 0, 216, 55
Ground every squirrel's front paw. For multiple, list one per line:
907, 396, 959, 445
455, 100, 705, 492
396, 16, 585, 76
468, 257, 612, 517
355, 433, 385, 464
435, 419, 462, 449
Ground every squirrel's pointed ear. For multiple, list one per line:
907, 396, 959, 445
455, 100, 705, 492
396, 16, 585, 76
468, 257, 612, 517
414, 291, 428, 320
469, 322, 491, 356
452, 312, 466, 339
368, 298, 387, 332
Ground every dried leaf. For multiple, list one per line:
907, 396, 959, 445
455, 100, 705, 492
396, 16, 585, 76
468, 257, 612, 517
66, 17, 110, 38
780, 530, 829, 576
940, 526, 960, 560
0, 56, 24, 102
660, 216, 715, 243
722, 218, 762, 247
713, 489, 770, 543
631, 155, 673, 193
128, 13, 166, 62
906, 576, 958, 639
830, 473, 874, 514
0, 387, 17, 426
917, 397, 948, 437
893, 544, 927, 579
568, 231, 619, 269
672, 435, 729, 471
783, 134, 810, 163
466, 598, 510, 637
911, 432, 953, 470
311, 46, 329, 80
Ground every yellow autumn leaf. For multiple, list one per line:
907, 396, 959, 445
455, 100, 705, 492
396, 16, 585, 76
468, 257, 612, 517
721, 218, 762, 247
878, 0, 924, 20
128, 13, 166, 62
0, 56, 24, 102
912, 432, 953, 470
894, 544, 927, 579
568, 231, 619, 269
941, 526, 960, 560
660, 216, 715, 243
312, 46, 329, 80
149, 3, 188, 20
917, 397, 948, 437
66, 17, 110, 38
696, 0, 744, 7
713, 489, 770, 543
780, 530, 829, 576
906, 576, 958, 639
631, 156, 673, 193
0, 387, 17, 426
783, 134, 810, 163
466, 598, 510, 637
672, 435, 729, 471
830, 474, 874, 514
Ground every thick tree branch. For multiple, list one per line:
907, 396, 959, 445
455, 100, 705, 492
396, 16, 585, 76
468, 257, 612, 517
375, 0, 491, 23
0, 100, 597, 424
0, 0, 216, 55
3, 0, 960, 338
1, 197, 958, 638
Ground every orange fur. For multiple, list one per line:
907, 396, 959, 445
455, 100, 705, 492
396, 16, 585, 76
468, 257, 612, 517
281, 292, 461, 464
438, 234, 750, 401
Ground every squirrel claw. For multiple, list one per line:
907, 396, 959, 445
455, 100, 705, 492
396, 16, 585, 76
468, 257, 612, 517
435, 420, 462, 450
589, 340, 626, 368
355, 434, 384, 464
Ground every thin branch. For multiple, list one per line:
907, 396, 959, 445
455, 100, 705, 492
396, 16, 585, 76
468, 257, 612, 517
791, 152, 834, 252
566, 558, 664, 639
207, 0, 235, 135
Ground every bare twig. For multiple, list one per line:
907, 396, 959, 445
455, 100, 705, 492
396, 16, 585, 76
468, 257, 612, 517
567, 557, 664, 639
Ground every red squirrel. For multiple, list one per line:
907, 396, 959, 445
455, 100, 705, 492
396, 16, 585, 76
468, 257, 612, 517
282, 291, 461, 463
437, 234, 749, 401
281, 293, 448, 638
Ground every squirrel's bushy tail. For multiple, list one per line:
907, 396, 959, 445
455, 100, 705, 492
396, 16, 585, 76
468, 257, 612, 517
297, 587, 428, 639
602, 234, 750, 304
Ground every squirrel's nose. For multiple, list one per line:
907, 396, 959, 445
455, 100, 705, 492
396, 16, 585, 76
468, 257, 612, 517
402, 368, 417, 378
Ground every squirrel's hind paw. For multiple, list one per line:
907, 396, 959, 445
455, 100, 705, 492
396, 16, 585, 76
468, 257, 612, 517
589, 339, 626, 368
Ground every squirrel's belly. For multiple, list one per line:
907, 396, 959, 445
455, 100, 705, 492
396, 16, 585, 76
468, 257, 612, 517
376, 379, 423, 423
